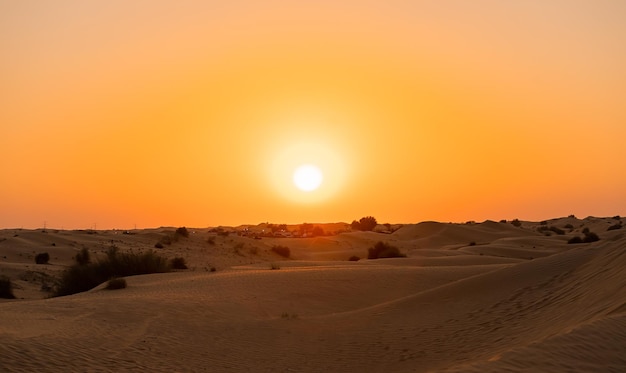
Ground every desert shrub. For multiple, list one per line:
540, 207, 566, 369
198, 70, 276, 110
106, 277, 127, 290
613, 215, 621, 221
567, 231, 598, 244
511, 219, 522, 227
207, 236, 216, 245
0, 276, 16, 299
367, 241, 406, 259
75, 247, 91, 265
170, 257, 188, 269
564, 224, 574, 229
154, 242, 164, 249
468, 241, 476, 246
281, 312, 298, 320
348, 255, 360, 261
175, 226, 189, 238
583, 232, 600, 243
549, 226, 565, 235
499, 219, 507, 223
582, 227, 590, 234
568, 236, 584, 244
35, 252, 50, 264
607, 224, 622, 231
271, 245, 290, 258
270, 263, 281, 270
55, 248, 170, 297
358, 216, 378, 231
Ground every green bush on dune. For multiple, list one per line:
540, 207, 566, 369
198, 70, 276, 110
54, 246, 172, 297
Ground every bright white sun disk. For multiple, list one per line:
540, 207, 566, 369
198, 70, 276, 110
293, 164, 323, 191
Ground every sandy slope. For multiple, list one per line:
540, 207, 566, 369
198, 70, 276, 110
1, 217, 625, 372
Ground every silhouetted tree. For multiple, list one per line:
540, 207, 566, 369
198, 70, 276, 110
312, 226, 325, 237
358, 216, 378, 231
351, 220, 361, 231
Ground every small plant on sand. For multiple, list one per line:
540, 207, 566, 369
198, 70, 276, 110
367, 241, 406, 259
106, 277, 127, 290
271, 245, 290, 258
207, 236, 216, 245
549, 226, 565, 235
568, 231, 600, 244
607, 223, 622, 231
154, 242, 164, 249
568, 236, 583, 244
35, 252, 50, 264
348, 255, 360, 261
270, 263, 281, 270
175, 226, 190, 238
511, 219, 522, 227
583, 232, 600, 243
75, 247, 91, 265
0, 276, 16, 299
281, 312, 298, 320
170, 257, 188, 270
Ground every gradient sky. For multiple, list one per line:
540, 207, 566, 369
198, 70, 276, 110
2, 1, 625, 229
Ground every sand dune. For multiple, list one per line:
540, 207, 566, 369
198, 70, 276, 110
1, 217, 625, 372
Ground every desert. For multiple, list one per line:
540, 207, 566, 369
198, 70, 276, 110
1, 216, 625, 372
3, 2, 626, 372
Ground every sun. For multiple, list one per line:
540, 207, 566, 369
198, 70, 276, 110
267, 139, 347, 204
293, 164, 323, 192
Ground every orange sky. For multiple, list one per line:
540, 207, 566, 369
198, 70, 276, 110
2, 1, 625, 229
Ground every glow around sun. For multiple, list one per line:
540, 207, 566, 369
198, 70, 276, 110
267, 138, 348, 204
293, 164, 323, 191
